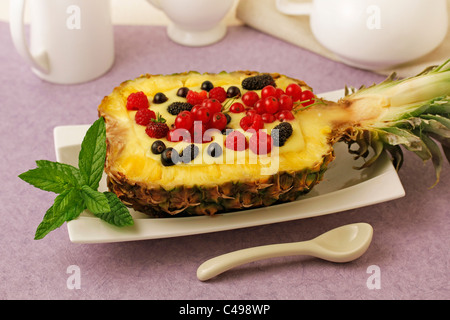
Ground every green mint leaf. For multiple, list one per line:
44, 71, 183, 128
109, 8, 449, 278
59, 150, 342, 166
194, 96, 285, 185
78, 117, 106, 190
80, 185, 110, 214
19, 161, 81, 194
94, 192, 134, 227
34, 188, 85, 240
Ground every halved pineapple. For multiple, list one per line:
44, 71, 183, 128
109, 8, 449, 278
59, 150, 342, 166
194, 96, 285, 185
98, 62, 450, 217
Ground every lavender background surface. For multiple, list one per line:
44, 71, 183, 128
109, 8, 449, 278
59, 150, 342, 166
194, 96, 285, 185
0, 22, 448, 300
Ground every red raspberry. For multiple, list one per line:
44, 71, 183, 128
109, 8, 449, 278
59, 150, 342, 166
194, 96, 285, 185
187, 90, 208, 106
126, 91, 149, 110
135, 108, 156, 126
240, 114, 264, 131
208, 87, 227, 103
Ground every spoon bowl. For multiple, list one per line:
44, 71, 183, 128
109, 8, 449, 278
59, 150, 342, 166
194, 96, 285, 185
197, 223, 373, 281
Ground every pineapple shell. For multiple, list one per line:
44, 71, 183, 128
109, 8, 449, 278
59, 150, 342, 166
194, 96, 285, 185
98, 71, 336, 217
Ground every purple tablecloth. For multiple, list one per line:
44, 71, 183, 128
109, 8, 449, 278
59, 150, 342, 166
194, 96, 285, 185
1, 21, 448, 300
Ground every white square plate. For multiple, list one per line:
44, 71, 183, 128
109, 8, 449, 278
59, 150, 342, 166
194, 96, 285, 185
54, 90, 405, 243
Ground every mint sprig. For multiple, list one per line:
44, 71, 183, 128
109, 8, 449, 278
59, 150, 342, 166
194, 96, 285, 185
19, 117, 134, 240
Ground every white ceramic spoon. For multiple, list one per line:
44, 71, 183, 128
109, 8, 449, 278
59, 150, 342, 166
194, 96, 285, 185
197, 223, 373, 281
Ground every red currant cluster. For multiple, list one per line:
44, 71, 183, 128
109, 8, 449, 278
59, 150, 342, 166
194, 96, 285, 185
168, 97, 228, 143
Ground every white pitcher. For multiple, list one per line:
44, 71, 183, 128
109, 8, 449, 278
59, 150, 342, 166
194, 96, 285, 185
146, 0, 234, 47
10, 0, 115, 84
276, 0, 449, 70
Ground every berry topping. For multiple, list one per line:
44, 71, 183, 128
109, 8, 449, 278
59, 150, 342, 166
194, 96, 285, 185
151, 140, 166, 155
167, 128, 191, 143
177, 87, 190, 98
210, 112, 227, 131
153, 92, 168, 104
194, 106, 212, 123
242, 74, 276, 90
174, 110, 194, 130
225, 131, 248, 151
230, 102, 245, 113
242, 91, 259, 107
208, 86, 227, 103
179, 144, 200, 163
285, 83, 303, 102
202, 98, 222, 114
263, 96, 279, 114
186, 90, 208, 105
261, 113, 276, 123
135, 108, 156, 126
271, 122, 293, 147
207, 142, 223, 158
300, 90, 315, 106
240, 114, 264, 131
278, 94, 293, 111
126, 91, 149, 110
201, 80, 214, 92
277, 110, 295, 122
145, 114, 170, 139
161, 147, 179, 167
249, 131, 273, 155
167, 102, 193, 115
226, 86, 241, 98
261, 85, 277, 99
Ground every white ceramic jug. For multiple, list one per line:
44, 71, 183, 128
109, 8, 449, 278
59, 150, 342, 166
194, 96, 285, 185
276, 0, 449, 70
10, 0, 115, 84
146, 0, 234, 46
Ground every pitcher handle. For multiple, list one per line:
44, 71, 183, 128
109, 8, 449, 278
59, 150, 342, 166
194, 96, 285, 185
146, 0, 162, 10
275, 0, 313, 16
9, 0, 49, 73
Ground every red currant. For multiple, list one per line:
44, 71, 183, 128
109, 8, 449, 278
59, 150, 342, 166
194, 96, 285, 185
263, 96, 279, 114
242, 91, 260, 107
174, 111, 194, 130
225, 131, 248, 151
253, 99, 266, 114
249, 131, 272, 155
230, 102, 245, 113
285, 83, 303, 102
167, 128, 191, 143
261, 85, 277, 99
194, 106, 211, 123
300, 90, 315, 106
278, 94, 293, 111
210, 112, 227, 131
190, 104, 201, 117
261, 113, 276, 123
274, 88, 285, 99
202, 98, 222, 114
277, 110, 295, 121
246, 108, 257, 117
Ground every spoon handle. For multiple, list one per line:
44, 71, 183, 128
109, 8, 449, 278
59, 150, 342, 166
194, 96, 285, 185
197, 241, 316, 281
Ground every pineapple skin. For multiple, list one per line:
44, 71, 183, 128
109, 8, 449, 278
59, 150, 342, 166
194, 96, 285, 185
99, 71, 335, 217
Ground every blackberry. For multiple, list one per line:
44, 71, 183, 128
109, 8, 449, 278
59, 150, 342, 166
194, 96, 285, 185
241, 74, 276, 91
153, 92, 168, 104
271, 122, 293, 147
177, 87, 189, 98
179, 144, 200, 163
201, 80, 214, 92
167, 102, 193, 115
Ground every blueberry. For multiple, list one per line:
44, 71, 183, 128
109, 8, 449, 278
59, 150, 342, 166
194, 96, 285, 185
161, 147, 179, 166
153, 92, 168, 104
201, 81, 214, 92
177, 87, 189, 98
151, 140, 166, 155
226, 86, 241, 98
179, 144, 200, 163
207, 142, 223, 158
225, 113, 231, 124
